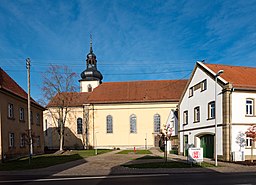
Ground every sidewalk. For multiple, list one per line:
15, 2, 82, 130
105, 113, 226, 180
0, 149, 256, 177
150, 148, 256, 173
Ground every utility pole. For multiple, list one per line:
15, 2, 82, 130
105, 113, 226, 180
26, 58, 33, 163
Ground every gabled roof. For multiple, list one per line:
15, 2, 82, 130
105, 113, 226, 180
203, 63, 256, 89
0, 68, 28, 99
47, 92, 91, 107
0, 68, 43, 109
46, 80, 188, 107
88, 80, 188, 104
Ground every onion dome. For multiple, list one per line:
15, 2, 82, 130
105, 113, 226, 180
80, 37, 103, 83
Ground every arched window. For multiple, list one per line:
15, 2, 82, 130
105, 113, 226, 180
130, 114, 137, 133
154, 114, 161, 133
106, 115, 113, 133
88, 84, 92, 92
77, 118, 83, 134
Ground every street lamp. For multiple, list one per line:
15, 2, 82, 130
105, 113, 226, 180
215, 69, 224, 166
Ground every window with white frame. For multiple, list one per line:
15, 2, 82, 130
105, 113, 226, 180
8, 103, 14, 118
201, 79, 207, 91
154, 114, 161, 133
106, 115, 113, 133
19, 107, 24, 121
183, 111, 188, 125
20, 134, 25, 147
208, 101, 215, 119
194, 106, 200, 123
246, 99, 254, 116
246, 137, 253, 147
130, 114, 137, 133
9, 133, 14, 147
77, 118, 83, 134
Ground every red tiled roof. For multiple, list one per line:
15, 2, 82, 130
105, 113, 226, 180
47, 92, 91, 107
88, 80, 188, 103
204, 63, 256, 89
0, 68, 43, 108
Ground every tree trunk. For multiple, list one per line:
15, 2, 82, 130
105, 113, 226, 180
59, 108, 64, 151
251, 140, 254, 163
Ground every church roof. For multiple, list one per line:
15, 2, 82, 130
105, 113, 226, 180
88, 80, 188, 104
0, 68, 44, 109
203, 63, 256, 90
47, 80, 187, 107
47, 92, 91, 107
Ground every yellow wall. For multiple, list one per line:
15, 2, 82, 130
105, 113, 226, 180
0, 90, 44, 160
89, 102, 177, 149
44, 101, 178, 150
44, 107, 85, 149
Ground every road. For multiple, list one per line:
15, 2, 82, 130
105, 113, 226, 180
1, 172, 256, 185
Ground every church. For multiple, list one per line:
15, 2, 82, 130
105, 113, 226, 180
43, 40, 187, 150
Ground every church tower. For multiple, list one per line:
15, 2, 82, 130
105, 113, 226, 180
79, 37, 103, 92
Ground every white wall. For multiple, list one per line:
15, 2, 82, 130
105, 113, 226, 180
231, 91, 256, 155
179, 66, 223, 155
80, 80, 100, 92
232, 92, 256, 123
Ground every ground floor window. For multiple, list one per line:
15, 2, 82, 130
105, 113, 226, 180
9, 133, 14, 147
246, 137, 253, 147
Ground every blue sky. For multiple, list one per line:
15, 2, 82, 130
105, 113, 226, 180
1, 0, 256, 101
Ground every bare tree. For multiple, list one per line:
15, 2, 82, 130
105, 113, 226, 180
41, 65, 78, 151
245, 125, 256, 162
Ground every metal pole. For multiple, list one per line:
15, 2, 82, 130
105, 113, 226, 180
214, 70, 223, 167
26, 58, 33, 163
215, 75, 218, 167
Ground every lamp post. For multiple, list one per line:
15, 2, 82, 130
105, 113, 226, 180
214, 69, 224, 167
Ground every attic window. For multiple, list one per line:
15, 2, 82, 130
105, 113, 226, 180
189, 87, 193, 97
201, 79, 207, 91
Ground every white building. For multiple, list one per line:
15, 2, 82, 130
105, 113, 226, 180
179, 61, 256, 161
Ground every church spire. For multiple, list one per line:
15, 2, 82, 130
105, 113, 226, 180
80, 35, 103, 84
90, 34, 93, 53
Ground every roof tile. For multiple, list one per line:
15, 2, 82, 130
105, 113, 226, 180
88, 80, 188, 103
0, 68, 42, 107
205, 63, 256, 89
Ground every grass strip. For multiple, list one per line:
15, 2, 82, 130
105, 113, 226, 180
0, 149, 111, 171
117, 150, 152, 154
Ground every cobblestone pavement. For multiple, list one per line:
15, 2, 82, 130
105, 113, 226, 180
1, 149, 256, 177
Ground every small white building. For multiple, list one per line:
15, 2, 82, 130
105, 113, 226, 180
179, 61, 256, 161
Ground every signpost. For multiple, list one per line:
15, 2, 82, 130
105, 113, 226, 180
188, 148, 203, 164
